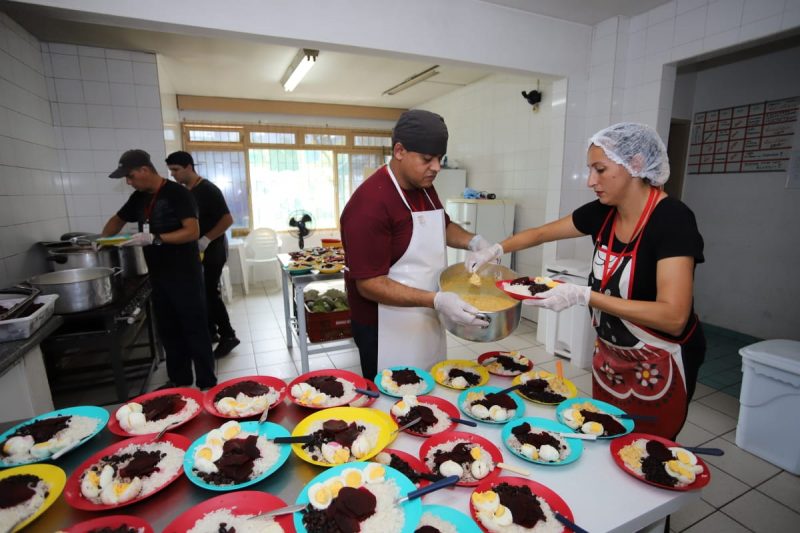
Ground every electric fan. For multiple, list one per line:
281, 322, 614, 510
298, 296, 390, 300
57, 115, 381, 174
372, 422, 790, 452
288, 210, 314, 249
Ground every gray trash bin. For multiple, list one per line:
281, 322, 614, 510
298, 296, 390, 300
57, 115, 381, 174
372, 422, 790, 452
736, 339, 800, 474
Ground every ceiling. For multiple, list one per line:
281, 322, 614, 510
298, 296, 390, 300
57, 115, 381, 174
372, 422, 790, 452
2, 1, 670, 109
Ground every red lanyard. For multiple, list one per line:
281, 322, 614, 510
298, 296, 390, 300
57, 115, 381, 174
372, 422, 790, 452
599, 187, 659, 292
144, 179, 166, 223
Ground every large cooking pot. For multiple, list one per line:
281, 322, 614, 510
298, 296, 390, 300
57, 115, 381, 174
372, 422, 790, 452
437, 263, 522, 342
117, 245, 148, 277
46, 246, 119, 272
27, 267, 121, 313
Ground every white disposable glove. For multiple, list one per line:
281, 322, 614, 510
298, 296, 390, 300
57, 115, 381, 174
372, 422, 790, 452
198, 236, 211, 252
465, 243, 503, 273
468, 234, 492, 252
121, 232, 154, 247
434, 291, 489, 327
522, 283, 591, 312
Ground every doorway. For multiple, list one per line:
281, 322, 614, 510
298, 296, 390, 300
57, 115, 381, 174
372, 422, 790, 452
665, 119, 690, 199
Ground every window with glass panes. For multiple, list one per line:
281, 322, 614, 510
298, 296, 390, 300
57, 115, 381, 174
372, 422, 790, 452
183, 124, 391, 233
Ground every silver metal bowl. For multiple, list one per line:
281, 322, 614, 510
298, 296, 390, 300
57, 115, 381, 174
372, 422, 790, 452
437, 263, 521, 342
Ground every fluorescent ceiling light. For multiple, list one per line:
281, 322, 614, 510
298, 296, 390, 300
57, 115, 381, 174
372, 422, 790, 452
383, 65, 440, 95
281, 48, 319, 92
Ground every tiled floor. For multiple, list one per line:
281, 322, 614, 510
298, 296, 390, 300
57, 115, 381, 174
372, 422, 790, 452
697, 323, 762, 399
141, 285, 798, 532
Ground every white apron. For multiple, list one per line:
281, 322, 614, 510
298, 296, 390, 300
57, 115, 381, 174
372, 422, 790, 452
377, 166, 447, 369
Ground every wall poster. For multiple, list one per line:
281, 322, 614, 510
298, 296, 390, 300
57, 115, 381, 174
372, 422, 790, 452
687, 96, 799, 174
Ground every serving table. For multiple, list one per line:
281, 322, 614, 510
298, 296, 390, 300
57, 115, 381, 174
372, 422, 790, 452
1, 372, 699, 532
278, 253, 355, 374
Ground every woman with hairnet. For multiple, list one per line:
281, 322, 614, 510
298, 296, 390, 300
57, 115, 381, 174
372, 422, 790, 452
468, 123, 705, 439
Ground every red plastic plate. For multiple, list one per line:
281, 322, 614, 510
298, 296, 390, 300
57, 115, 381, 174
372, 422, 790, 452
202, 375, 287, 419
63, 433, 191, 511
108, 387, 204, 437
389, 395, 459, 438
495, 279, 563, 301
470, 476, 573, 533
609, 432, 711, 491
418, 430, 504, 487
66, 515, 153, 533
163, 491, 295, 532
286, 369, 369, 409
476, 351, 533, 377
375, 448, 435, 488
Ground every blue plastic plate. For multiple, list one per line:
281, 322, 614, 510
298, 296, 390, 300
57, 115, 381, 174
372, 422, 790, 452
501, 416, 584, 466
555, 397, 634, 439
294, 462, 422, 533
374, 366, 436, 398
457, 385, 526, 424
0, 406, 109, 467
419, 504, 482, 532
183, 421, 291, 491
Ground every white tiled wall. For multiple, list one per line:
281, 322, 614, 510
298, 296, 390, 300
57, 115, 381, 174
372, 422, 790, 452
0, 13, 67, 287
555, 0, 800, 264
43, 43, 166, 234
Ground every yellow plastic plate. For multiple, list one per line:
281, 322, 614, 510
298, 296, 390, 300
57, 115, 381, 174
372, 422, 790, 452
0, 463, 66, 532
430, 359, 490, 390
511, 369, 578, 405
290, 407, 398, 467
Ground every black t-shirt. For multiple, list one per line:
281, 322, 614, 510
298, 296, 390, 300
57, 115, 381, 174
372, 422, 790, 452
117, 179, 200, 276
191, 179, 230, 256
572, 197, 704, 340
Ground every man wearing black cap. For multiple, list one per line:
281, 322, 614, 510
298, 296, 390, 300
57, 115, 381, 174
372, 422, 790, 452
101, 149, 217, 390
340, 109, 493, 379
166, 151, 240, 358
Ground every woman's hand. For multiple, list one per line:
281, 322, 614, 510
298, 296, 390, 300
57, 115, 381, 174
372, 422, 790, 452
522, 283, 591, 311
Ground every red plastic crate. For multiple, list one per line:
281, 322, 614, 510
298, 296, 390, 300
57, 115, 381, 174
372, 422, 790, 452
304, 304, 352, 342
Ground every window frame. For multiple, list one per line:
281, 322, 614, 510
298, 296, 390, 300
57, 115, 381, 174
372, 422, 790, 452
182, 122, 391, 234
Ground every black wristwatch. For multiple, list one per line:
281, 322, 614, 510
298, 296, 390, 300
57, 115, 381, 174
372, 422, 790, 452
152, 234, 163, 246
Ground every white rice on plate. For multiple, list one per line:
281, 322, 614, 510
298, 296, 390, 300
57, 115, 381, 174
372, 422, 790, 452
460, 391, 516, 422
1, 414, 100, 464
390, 396, 452, 435
506, 429, 570, 463
187, 508, 283, 533
424, 440, 494, 483
117, 397, 200, 435
474, 494, 561, 533
379, 369, 428, 396
433, 365, 481, 389
290, 378, 357, 407
416, 512, 458, 533
192, 429, 281, 485
214, 387, 281, 417
0, 475, 48, 532
79, 441, 184, 505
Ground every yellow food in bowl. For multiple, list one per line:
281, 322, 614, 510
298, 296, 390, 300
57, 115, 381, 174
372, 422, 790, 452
460, 294, 516, 312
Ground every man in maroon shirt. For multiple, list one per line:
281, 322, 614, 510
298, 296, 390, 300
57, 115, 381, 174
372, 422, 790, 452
340, 109, 495, 379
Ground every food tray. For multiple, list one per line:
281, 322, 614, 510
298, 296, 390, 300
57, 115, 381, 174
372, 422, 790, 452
0, 294, 59, 342
303, 303, 351, 342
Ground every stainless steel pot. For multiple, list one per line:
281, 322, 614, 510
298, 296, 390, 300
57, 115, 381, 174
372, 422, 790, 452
27, 267, 121, 313
117, 245, 148, 277
437, 263, 522, 342
46, 246, 119, 272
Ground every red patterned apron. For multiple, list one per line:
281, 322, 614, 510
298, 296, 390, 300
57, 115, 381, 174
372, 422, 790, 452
589, 188, 693, 439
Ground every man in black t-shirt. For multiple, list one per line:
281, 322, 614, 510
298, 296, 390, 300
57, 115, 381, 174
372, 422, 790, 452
166, 151, 240, 358
101, 149, 216, 390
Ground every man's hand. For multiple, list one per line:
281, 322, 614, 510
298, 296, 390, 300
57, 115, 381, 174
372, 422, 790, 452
198, 236, 211, 252
465, 243, 503, 273
121, 232, 154, 247
522, 283, 591, 312
434, 292, 489, 326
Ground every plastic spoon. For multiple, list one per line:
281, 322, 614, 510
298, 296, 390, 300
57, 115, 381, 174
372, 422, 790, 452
392, 416, 423, 436
449, 417, 478, 427
683, 446, 725, 456
618, 413, 658, 422
269, 435, 313, 444
498, 462, 531, 477
559, 432, 598, 441
555, 512, 591, 533
497, 383, 524, 395
355, 388, 380, 398
555, 360, 565, 381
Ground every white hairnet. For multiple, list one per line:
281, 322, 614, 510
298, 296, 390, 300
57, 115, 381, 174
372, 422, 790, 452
588, 122, 670, 186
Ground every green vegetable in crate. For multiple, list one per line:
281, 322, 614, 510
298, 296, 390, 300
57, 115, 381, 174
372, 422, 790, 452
323, 288, 346, 300
304, 289, 320, 302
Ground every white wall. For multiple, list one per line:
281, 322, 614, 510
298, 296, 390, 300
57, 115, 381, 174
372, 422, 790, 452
678, 44, 800, 339
43, 43, 166, 233
0, 13, 67, 287
158, 54, 180, 156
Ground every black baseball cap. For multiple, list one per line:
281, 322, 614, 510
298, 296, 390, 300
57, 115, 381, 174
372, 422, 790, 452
165, 151, 195, 167
108, 149, 153, 179
392, 109, 448, 156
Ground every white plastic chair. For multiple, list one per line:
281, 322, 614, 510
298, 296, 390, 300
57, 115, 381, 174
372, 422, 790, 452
242, 228, 282, 294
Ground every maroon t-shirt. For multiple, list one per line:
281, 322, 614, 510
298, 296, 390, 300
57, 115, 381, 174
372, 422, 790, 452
340, 166, 451, 326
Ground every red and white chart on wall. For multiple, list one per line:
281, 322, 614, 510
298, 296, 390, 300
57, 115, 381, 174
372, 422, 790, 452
688, 96, 799, 174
